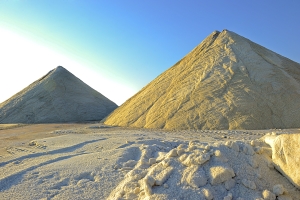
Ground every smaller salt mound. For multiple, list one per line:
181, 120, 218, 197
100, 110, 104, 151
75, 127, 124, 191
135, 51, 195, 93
265, 133, 300, 189
0, 66, 118, 123
108, 138, 298, 200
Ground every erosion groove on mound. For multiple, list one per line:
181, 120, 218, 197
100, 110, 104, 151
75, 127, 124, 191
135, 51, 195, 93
104, 29, 300, 130
0, 66, 118, 123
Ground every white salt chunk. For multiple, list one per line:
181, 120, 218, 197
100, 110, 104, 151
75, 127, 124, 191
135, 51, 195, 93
262, 190, 276, 200
273, 184, 285, 195
223, 192, 232, 200
209, 166, 235, 185
224, 178, 235, 190
242, 179, 256, 190
167, 149, 178, 157
202, 188, 213, 200
155, 166, 173, 186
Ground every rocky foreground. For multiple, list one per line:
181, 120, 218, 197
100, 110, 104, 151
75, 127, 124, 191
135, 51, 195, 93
0, 124, 299, 199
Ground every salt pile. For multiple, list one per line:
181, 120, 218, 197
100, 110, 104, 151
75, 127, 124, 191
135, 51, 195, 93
0, 66, 117, 123
108, 133, 299, 200
104, 29, 300, 130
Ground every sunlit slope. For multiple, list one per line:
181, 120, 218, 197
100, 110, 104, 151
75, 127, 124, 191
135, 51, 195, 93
0, 66, 117, 123
104, 30, 300, 130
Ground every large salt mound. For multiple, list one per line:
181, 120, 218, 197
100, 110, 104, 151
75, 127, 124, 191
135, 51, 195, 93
104, 29, 300, 130
0, 66, 117, 123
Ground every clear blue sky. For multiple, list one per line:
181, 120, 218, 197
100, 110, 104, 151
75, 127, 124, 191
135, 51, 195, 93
0, 1, 299, 105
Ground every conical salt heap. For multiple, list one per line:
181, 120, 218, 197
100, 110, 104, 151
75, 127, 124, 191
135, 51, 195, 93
0, 66, 118, 123
105, 30, 300, 130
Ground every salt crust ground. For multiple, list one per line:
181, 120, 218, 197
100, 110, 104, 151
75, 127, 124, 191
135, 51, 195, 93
0, 124, 299, 200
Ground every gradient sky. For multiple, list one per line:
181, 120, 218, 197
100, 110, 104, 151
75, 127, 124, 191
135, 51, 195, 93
0, 1, 299, 105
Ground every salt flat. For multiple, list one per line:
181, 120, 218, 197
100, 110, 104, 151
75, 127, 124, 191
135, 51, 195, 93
0, 124, 299, 199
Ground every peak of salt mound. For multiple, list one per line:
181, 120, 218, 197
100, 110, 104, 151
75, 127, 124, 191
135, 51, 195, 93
0, 66, 118, 123
104, 29, 300, 130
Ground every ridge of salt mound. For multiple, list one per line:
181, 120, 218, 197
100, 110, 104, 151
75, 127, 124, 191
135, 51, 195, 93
104, 29, 300, 130
0, 66, 118, 123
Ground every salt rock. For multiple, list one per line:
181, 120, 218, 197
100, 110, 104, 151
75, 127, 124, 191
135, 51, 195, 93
214, 150, 222, 157
242, 144, 255, 155
145, 175, 155, 186
205, 145, 211, 150
188, 145, 197, 151
277, 194, 293, 200
141, 175, 155, 196
227, 141, 239, 152
125, 192, 137, 199
214, 150, 228, 162
262, 190, 276, 200
224, 178, 235, 190
195, 153, 211, 165
265, 134, 300, 189
209, 166, 235, 185
177, 144, 186, 149
155, 166, 173, 186
167, 149, 178, 157
242, 179, 256, 190
29, 141, 37, 146
182, 165, 207, 188
162, 158, 172, 168
181, 153, 210, 166
201, 188, 213, 200
223, 193, 233, 200
177, 148, 185, 156
179, 154, 188, 162
273, 184, 285, 196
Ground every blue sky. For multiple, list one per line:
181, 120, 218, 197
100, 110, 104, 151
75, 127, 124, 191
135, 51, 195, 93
0, 1, 299, 105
